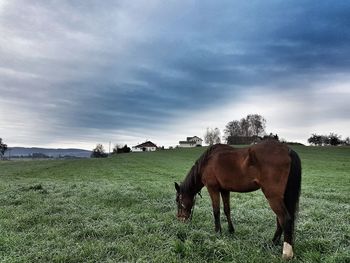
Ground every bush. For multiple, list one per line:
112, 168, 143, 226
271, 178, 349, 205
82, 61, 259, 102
0, 138, 8, 160
112, 144, 131, 154
91, 144, 108, 158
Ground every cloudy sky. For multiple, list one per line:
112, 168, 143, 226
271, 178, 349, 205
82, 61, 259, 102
1, 0, 349, 150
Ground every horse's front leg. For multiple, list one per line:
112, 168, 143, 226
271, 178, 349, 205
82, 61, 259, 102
207, 187, 221, 233
221, 190, 235, 234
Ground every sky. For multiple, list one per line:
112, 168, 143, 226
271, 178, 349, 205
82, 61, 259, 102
1, 0, 350, 150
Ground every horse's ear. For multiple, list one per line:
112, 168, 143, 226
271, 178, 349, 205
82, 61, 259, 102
174, 182, 180, 192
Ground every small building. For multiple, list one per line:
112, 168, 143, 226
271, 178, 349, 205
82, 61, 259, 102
179, 136, 203, 148
132, 141, 158, 152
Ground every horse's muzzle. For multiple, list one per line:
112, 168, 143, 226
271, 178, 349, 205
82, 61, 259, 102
179, 217, 187, 223
177, 215, 190, 223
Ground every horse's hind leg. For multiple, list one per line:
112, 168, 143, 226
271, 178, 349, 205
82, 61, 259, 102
281, 209, 295, 260
266, 197, 294, 260
207, 187, 222, 233
272, 216, 282, 245
220, 190, 235, 234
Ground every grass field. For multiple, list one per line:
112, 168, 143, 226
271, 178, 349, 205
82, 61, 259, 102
0, 145, 349, 262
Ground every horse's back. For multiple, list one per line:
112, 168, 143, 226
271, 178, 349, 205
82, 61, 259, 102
250, 140, 291, 166
202, 141, 291, 193
202, 144, 260, 192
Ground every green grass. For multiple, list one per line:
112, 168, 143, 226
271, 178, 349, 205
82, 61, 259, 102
0, 146, 349, 262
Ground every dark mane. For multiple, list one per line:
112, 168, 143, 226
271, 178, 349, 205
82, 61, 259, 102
180, 144, 232, 195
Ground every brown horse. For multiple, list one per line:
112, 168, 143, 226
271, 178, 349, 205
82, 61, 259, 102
175, 141, 301, 260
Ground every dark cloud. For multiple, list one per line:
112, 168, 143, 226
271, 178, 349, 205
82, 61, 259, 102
1, 0, 350, 147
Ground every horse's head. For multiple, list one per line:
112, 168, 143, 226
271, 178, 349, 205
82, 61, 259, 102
175, 182, 195, 222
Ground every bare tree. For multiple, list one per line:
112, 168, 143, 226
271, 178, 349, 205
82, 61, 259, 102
204, 128, 221, 145
224, 120, 241, 137
247, 114, 266, 137
239, 118, 251, 137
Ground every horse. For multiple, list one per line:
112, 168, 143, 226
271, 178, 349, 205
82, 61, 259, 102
174, 140, 301, 260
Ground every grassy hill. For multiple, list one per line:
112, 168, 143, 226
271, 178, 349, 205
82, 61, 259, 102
0, 145, 349, 262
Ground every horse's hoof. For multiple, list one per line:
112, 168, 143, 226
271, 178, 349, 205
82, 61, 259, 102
282, 242, 294, 260
215, 227, 222, 234
282, 253, 293, 260
272, 238, 280, 246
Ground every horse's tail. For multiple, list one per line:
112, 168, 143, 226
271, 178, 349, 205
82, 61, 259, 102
284, 149, 302, 236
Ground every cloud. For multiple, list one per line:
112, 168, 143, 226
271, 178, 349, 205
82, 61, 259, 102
160, 77, 350, 146
1, 1, 350, 149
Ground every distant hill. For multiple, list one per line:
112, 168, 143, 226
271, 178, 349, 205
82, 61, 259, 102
8, 147, 92, 158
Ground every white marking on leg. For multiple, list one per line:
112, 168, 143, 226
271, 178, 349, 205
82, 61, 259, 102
282, 242, 294, 260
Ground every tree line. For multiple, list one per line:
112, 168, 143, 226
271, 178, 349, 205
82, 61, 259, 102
205, 114, 349, 147
91, 143, 131, 158
307, 133, 350, 146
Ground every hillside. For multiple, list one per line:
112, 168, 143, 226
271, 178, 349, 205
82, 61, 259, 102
8, 147, 91, 158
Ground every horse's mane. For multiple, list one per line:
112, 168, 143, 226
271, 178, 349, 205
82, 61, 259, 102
181, 144, 232, 195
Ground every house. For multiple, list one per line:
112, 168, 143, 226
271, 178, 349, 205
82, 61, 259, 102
179, 136, 203, 148
132, 141, 158, 152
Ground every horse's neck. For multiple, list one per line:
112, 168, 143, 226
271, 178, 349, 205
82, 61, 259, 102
193, 180, 204, 196
184, 168, 204, 196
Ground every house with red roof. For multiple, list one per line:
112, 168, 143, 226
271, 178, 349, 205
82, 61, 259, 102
132, 141, 158, 152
